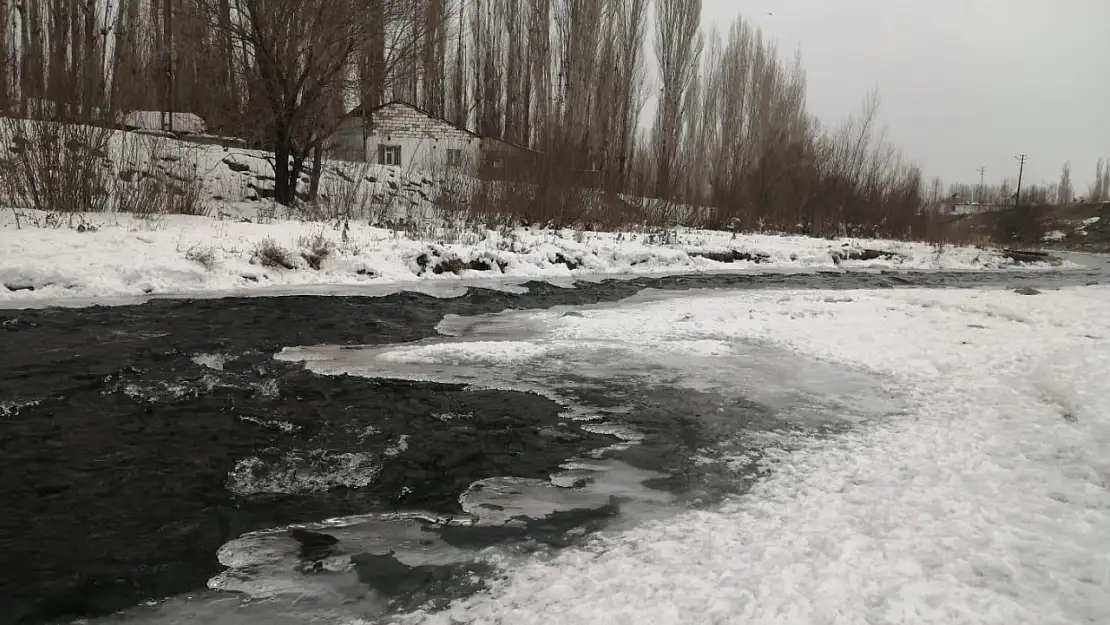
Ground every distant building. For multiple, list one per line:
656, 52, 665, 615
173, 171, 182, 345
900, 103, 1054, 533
330, 101, 537, 178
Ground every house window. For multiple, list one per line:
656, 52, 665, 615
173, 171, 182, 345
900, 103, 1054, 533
378, 144, 401, 166
446, 149, 463, 167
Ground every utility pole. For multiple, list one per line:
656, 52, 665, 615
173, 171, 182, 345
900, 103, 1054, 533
976, 167, 986, 204
1014, 154, 1026, 210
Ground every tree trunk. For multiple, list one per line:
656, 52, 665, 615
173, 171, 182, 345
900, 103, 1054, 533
274, 123, 294, 206
309, 136, 324, 201
0, 1, 8, 111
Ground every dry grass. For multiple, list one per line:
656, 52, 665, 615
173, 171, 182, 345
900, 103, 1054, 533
252, 238, 296, 269
297, 231, 335, 270
0, 117, 114, 213
185, 245, 218, 270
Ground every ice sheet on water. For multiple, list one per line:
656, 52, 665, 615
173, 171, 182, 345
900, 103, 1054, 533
460, 460, 673, 527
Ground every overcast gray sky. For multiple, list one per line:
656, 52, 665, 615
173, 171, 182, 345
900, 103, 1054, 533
701, 0, 1110, 190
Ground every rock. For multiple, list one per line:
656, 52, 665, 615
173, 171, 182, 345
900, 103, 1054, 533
4, 283, 35, 292
830, 248, 900, 264
690, 249, 771, 264
222, 157, 251, 173
552, 252, 581, 270
1014, 287, 1041, 296
1002, 249, 1062, 266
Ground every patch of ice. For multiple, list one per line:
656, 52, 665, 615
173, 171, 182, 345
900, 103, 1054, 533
385, 434, 410, 457
432, 411, 472, 422
227, 450, 381, 496
1043, 229, 1066, 242
192, 352, 230, 370
460, 460, 673, 527
376, 341, 552, 365
356, 424, 382, 440
0, 399, 40, 418
206, 512, 477, 617
239, 414, 301, 434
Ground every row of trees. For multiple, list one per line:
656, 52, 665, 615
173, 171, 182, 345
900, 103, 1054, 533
1, 0, 933, 236
1056, 159, 1109, 205
940, 158, 1110, 209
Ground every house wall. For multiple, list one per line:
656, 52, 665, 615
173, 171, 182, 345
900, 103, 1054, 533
362, 103, 479, 174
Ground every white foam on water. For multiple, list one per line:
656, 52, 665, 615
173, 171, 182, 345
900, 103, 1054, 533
192, 352, 230, 371
226, 450, 382, 496
238, 414, 301, 434
0, 399, 39, 418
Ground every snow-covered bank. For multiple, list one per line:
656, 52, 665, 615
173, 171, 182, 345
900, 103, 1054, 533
0, 210, 1066, 304
391, 285, 1110, 625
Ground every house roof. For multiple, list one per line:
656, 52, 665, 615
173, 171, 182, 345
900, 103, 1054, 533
347, 100, 481, 139
347, 100, 541, 154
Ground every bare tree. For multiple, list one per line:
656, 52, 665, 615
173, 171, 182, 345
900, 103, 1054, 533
1092, 158, 1107, 202
1057, 161, 1073, 205
199, 0, 369, 206
652, 0, 702, 199
1103, 158, 1110, 202
527, 0, 552, 149
0, 0, 11, 112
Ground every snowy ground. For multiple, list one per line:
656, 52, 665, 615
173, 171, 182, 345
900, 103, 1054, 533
376, 285, 1110, 625
0, 209, 1064, 305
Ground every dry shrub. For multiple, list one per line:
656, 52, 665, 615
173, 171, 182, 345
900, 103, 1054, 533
185, 245, 218, 270
309, 161, 396, 224
0, 117, 114, 213
252, 238, 296, 269
297, 231, 335, 270
113, 133, 208, 216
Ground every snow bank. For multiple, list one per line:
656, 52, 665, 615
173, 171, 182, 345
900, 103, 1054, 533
396, 285, 1110, 625
0, 210, 1062, 305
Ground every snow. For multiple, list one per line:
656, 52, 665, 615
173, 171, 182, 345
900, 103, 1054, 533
0, 120, 1076, 306
1043, 229, 1066, 242
388, 285, 1110, 625
0, 209, 1069, 305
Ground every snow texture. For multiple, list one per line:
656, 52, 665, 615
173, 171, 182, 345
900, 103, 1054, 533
0, 208, 1064, 306
392, 285, 1110, 625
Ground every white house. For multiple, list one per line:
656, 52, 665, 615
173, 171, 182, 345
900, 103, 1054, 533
330, 101, 481, 173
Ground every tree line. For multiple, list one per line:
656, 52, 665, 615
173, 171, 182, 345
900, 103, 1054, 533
1, 0, 933, 236
940, 158, 1110, 209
